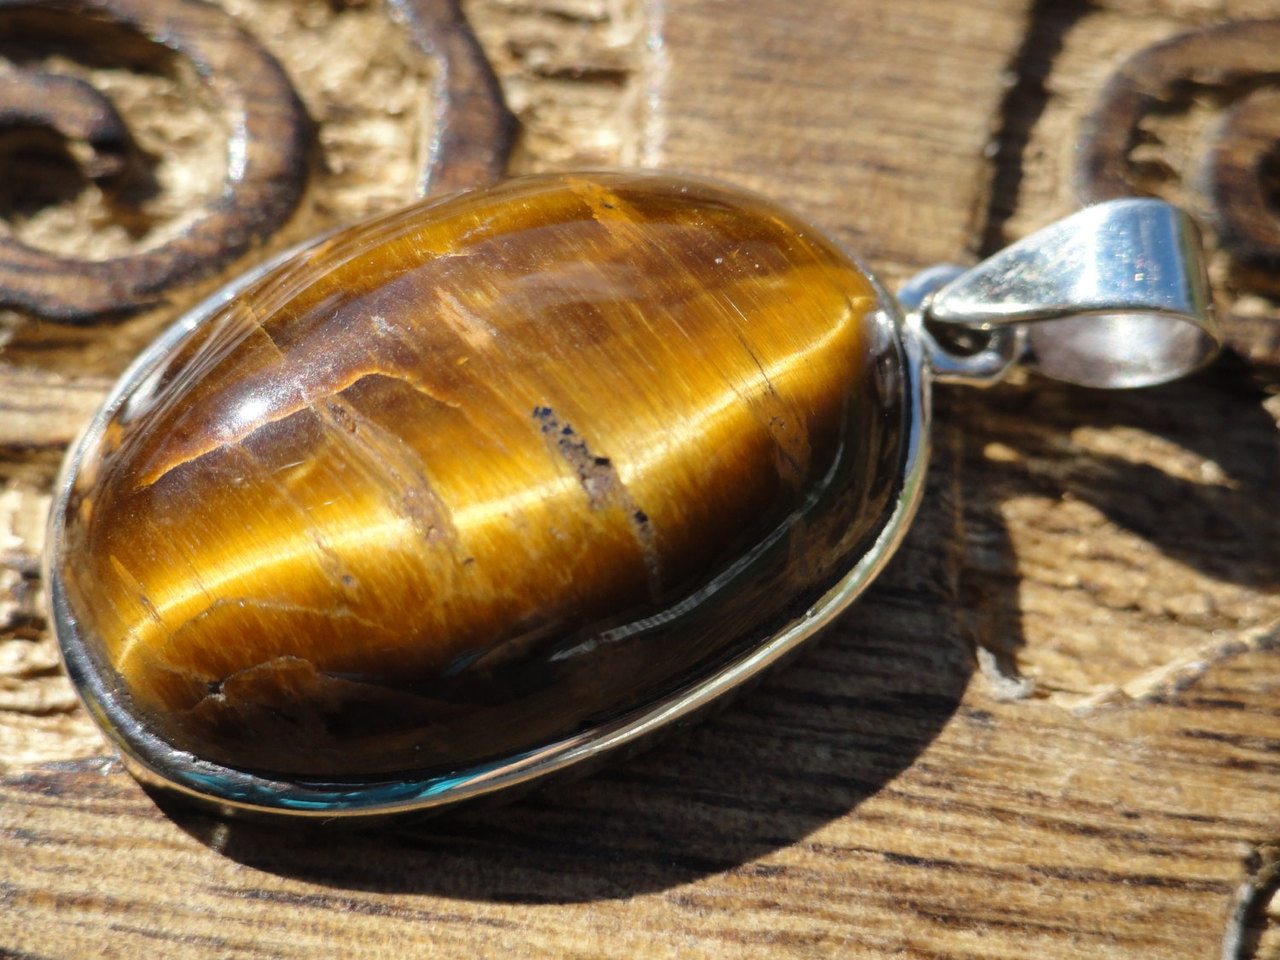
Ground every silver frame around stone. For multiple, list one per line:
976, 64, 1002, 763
46, 234, 932, 821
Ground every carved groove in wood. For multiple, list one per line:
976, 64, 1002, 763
1077, 19, 1280, 369
0, 0, 513, 325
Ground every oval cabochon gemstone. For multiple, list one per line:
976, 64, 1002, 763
57, 173, 907, 782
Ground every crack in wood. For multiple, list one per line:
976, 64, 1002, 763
1068, 617, 1280, 715
972, 0, 1092, 257
1223, 841, 1280, 960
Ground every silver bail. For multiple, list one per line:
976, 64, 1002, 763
907, 199, 1221, 389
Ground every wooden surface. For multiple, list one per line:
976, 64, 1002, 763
2, 0, 1279, 957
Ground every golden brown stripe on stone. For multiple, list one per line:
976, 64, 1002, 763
57, 172, 899, 777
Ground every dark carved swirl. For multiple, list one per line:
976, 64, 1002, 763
0, 0, 514, 326
391, 0, 517, 195
0, 69, 133, 183
0, 0, 311, 324
1077, 19, 1280, 276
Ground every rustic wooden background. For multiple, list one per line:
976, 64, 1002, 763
2, 0, 1279, 957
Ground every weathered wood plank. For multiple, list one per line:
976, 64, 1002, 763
3, 0, 1279, 957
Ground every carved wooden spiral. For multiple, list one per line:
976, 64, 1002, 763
0, 0, 514, 326
1078, 20, 1280, 280
0, 0, 311, 324
1077, 20, 1280, 369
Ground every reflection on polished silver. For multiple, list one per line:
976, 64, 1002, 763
907, 198, 1220, 388
46, 184, 1221, 821
898, 264, 1023, 387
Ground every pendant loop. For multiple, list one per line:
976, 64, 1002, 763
907, 199, 1221, 389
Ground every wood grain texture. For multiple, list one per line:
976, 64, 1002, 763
3, 0, 1280, 957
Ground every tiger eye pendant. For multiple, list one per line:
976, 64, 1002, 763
47, 172, 1220, 819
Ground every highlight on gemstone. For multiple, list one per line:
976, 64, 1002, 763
55, 172, 906, 782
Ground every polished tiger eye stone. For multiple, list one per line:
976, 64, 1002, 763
58, 173, 902, 779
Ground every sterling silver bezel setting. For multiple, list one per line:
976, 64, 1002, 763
46, 230, 932, 820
